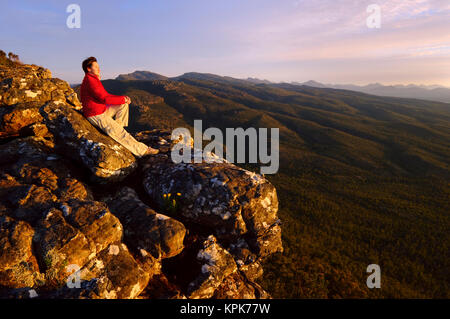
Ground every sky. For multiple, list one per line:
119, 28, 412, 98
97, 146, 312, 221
1, 0, 449, 86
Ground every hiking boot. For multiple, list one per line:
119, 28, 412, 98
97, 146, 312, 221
143, 147, 159, 156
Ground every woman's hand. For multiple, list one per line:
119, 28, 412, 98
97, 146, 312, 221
125, 96, 131, 104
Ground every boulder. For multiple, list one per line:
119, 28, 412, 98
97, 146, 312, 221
31, 200, 125, 287
237, 261, 264, 282
0, 133, 149, 298
0, 63, 81, 108
58, 177, 93, 202
140, 137, 283, 258
0, 136, 92, 224
75, 243, 150, 299
48, 243, 150, 299
105, 187, 186, 259
187, 235, 237, 299
133, 248, 162, 280
8, 184, 57, 223
0, 213, 43, 288
212, 272, 270, 299
63, 199, 123, 254
140, 273, 186, 299
33, 208, 95, 286
0, 63, 80, 140
0, 136, 54, 167
14, 162, 59, 191
0, 102, 45, 139
39, 102, 138, 183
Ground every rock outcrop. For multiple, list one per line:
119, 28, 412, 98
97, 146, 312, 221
187, 235, 238, 299
0, 213, 43, 288
40, 102, 138, 183
104, 187, 186, 259
136, 130, 283, 283
0, 58, 282, 299
0, 63, 80, 139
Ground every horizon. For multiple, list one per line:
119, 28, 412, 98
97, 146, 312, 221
68, 70, 450, 89
1, 1, 449, 86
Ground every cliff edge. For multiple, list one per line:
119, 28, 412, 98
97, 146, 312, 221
0, 57, 282, 299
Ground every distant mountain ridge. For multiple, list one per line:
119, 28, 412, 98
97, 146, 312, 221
116, 71, 450, 103
116, 70, 168, 81
292, 80, 450, 103
116, 71, 255, 86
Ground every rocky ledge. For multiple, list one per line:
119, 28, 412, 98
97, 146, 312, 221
0, 60, 282, 299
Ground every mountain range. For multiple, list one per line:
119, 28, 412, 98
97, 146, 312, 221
292, 80, 450, 104
115, 71, 450, 103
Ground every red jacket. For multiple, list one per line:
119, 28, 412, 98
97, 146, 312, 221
80, 72, 126, 117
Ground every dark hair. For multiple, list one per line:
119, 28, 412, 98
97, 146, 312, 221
82, 56, 97, 73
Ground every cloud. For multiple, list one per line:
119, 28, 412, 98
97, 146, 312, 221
408, 44, 450, 57
196, 0, 450, 85
224, 1, 450, 62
